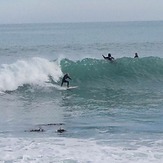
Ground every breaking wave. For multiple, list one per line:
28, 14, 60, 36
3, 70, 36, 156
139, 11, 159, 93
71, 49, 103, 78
0, 56, 163, 91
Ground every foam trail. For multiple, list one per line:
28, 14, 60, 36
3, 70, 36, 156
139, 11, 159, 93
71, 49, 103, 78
0, 57, 63, 91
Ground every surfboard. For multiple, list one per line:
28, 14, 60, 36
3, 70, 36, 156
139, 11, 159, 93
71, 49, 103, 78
66, 86, 78, 90
46, 83, 78, 90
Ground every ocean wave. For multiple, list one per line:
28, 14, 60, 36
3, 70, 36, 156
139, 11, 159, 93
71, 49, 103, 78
60, 57, 163, 85
0, 56, 163, 92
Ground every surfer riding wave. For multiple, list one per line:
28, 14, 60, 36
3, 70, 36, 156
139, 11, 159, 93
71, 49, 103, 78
61, 73, 71, 88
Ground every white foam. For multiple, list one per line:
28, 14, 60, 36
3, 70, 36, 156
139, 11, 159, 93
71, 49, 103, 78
0, 57, 63, 91
0, 137, 163, 163
45, 83, 67, 90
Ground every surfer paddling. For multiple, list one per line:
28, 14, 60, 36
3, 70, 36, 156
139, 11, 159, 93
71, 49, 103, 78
134, 53, 139, 58
61, 73, 71, 88
56, 127, 66, 133
102, 53, 114, 61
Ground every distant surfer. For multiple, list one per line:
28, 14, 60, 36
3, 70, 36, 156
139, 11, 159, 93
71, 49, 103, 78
102, 53, 114, 61
25, 127, 44, 132
56, 127, 66, 133
61, 73, 71, 88
134, 53, 139, 58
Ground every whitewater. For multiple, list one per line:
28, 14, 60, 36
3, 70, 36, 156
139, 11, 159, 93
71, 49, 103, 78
0, 21, 163, 162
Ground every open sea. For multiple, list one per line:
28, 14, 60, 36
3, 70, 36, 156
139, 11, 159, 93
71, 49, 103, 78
0, 21, 163, 163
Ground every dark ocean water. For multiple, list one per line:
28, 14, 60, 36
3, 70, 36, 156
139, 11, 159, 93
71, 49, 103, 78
0, 21, 163, 162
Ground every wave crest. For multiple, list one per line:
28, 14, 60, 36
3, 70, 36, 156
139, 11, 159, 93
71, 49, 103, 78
0, 57, 62, 91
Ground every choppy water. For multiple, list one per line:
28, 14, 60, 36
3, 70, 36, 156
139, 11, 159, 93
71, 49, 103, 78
0, 21, 163, 162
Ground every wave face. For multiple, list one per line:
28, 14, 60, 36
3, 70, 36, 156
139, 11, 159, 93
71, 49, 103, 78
60, 57, 163, 89
0, 57, 62, 91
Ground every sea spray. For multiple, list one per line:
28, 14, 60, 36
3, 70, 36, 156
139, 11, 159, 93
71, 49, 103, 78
0, 57, 63, 91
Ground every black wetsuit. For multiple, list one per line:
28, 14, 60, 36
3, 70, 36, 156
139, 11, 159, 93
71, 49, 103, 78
61, 74, 71, 87
102, 55, 114, 61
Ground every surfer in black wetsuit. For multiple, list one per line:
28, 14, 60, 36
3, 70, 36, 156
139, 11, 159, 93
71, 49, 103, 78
61, 73, 71, 88
134, 53, 139, 58
102, 53, 114, 61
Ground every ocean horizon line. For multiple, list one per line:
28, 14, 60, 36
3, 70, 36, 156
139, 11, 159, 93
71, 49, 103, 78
0, 19, 163, 26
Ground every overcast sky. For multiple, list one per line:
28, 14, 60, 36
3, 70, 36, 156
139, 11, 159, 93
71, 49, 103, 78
0, 0, 163, 24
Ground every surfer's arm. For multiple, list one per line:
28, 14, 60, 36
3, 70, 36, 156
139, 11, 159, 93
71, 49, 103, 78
68, 76, 71, 80
102, 55, 106, 59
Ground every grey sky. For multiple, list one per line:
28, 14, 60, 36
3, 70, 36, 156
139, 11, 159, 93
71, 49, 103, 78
0, 0, 163, 24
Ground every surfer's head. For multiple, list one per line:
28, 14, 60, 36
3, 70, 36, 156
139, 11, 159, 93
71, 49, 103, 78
108, 53, 111, 57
